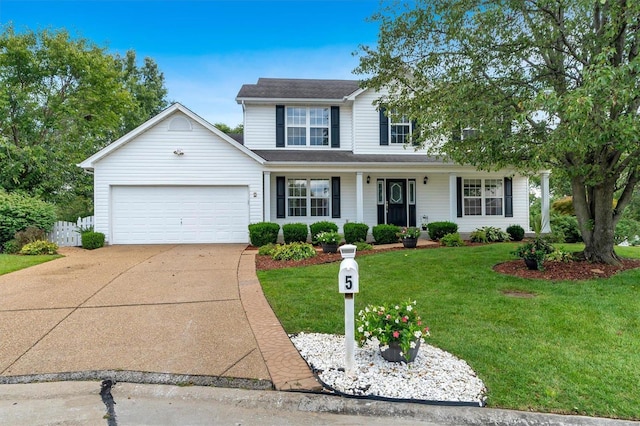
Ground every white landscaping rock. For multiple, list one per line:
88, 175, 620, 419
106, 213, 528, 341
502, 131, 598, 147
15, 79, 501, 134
290, 333, 486, 405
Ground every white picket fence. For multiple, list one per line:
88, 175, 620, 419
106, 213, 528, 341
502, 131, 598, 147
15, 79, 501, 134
48, 216, 95, 247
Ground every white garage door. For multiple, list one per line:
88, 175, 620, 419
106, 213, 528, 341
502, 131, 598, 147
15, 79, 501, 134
111, 186, 249, 244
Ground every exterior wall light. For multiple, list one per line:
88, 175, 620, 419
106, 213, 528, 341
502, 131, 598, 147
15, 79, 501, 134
423, 176, 428, 184
366, 175, 371, 184
173, 149, 184, 156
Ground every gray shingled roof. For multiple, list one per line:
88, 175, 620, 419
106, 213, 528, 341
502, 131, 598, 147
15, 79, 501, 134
236, 78, 361, 100
251, 150, 444, 164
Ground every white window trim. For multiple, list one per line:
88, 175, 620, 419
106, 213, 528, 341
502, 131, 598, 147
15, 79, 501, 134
462, 178, 504, 217
389, 111, 412, 145
286, 106, 331, 147
286, 178, 331, 218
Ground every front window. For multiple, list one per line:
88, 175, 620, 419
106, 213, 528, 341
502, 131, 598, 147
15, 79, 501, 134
287, 107, 329, 146
463, 178, 503, 216
287, 178, 330, 217
390, 111, 411, 144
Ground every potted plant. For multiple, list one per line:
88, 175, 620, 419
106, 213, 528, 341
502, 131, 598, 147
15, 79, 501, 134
512, 237, 555, 270
397, 226, 421, 248
355, 300, 430, 363
315, 231, 341, 253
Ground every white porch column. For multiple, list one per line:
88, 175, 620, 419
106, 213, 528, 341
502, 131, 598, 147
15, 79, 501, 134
263, 171, 271, 222
449, 173, 457, 222
356, 172, 364, 223
540, 171, 551, 233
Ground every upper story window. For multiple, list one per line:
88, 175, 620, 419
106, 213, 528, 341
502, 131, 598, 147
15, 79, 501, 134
390, 111, 412, 144
287, 107, 329, 146
463, 178, 503, 216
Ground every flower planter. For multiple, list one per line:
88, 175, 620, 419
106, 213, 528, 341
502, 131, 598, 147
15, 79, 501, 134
402, 237, 418, 248
380, 339, 421, 363
524, 258, 539, 270
321, 243, 339, 253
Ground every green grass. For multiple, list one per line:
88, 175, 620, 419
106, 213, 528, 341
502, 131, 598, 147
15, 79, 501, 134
258, 243, 640, 420
0, 253, 61, 275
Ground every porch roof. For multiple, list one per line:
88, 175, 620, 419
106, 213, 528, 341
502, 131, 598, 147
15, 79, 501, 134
252, 150, 444, 164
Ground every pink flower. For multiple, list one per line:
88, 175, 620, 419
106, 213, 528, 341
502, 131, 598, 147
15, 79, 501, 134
402, 316, 409, 323
393, 331, 400, 338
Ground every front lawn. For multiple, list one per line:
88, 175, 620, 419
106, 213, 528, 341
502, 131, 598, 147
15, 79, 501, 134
258, 243, 640, 420
0, 253, 61, 276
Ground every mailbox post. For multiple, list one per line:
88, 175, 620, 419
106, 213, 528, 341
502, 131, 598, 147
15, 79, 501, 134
338, 244, 358, 374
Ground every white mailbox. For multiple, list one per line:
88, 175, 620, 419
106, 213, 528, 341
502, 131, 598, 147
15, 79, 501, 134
338, 244, 359, 293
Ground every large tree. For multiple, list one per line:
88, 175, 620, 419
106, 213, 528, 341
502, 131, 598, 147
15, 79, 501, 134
0, 26, 168, 212
356, 0, 640, 264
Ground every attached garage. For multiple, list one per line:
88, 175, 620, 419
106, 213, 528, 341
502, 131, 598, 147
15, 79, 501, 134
111, 186, 249, 244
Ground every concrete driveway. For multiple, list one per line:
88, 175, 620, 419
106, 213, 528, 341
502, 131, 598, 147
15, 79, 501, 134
0, 245, 271, 386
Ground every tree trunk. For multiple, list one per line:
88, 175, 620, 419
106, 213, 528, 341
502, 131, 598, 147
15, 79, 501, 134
572, 177, 621, 265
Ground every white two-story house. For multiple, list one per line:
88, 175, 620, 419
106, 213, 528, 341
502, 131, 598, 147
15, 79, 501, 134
80, 78, 548, 244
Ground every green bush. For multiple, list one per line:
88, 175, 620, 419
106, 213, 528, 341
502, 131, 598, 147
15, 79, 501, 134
441, 232, 465, 247
427, 221, 458, 241
473, 226, 510, 242
20, 240, 58, 255
248, 222, 280, 247
506, 224, 525, 242
0, 191, 57, 246
309, 221, 338, 244
282, 223, 309, 243
343, 222, 369, 244
272, 242, 316, 261
551, 215, 582, 243
372, 224, 400, 244
469, 229, 488, 243
615, 218, 640, 245
14, 227, 46, 247
257, 243, 277, 256
2, 239, 21, 254
353, 241, 373, 251
81, 232, 105, 250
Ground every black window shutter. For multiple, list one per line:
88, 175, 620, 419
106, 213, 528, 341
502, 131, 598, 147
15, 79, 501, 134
456, 177, 463, 218
276, 176, 286, 218
276, 105, 285, 148
330, 106, 340, 148
411, 119, 419, 146
331, 177, 341, 218
379, 107, 389, 145
504, 177, 513, 217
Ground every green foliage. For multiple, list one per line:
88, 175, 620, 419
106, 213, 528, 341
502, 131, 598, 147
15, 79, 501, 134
81, 232, 105, 250
440, 232, 464, 247
343, 222, 369, 244
2, 239, 21, 254
353, 241, 373, 251
282, 223, 308, 244
546, 249, 573, 263
551, 215, 582, 243
512, 238, 556, 270
396, 226, 421, 239
372, 224, 400, 244
0, 26, 167, 208
213, 122, 244, 134
272, 242, 316, 261
356, 0, 640, 263
20, 240, 58, 255
248, 222, 280, 247
13, 227, 46, 247
315, 231, 341, 244
257, 243, 277, 256
427, 221, 458, 241
552, 196, 575, 216
506, 224, 525, 242
469, 229, 488, 243
0, 191, 56, 246
309, 221, 338, 244
471, 226, 510, 243
615, 218, 640, 245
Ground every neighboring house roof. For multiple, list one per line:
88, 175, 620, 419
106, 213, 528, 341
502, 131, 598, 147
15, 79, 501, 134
252, 150, 445, 164
78, 103, 263, 170
236, 78, 361, 101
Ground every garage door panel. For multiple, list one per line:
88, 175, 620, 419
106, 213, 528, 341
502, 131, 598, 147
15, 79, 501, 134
111, 186, 249, 244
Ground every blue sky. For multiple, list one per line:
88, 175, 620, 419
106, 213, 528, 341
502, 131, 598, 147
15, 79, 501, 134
0, 0, 381, 126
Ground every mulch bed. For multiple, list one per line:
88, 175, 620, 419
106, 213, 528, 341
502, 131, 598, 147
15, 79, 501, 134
254, 243, 640, 281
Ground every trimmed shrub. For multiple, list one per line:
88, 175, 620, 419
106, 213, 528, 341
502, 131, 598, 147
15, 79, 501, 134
441, 232, 465, 247
20, 240, 58, 255
343, 222, 369, 244
2, 239, 21, 254
272, 242, 316, 261
372, 224, 400, 244
310, 221, 338, 244
282, 223, 309, 244
0, 191, 56, 246
81, 232, 105, 250
248, 222, 280, 247
427, 221, 458, 241
506, 224, 525, 242
550, 215, 582, 243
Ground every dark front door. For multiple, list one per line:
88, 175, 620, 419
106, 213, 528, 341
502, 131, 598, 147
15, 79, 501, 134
386, 179, 407, 227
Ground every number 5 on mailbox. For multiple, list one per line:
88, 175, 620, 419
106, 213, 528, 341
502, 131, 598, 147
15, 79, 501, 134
338, 258, 359, 293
